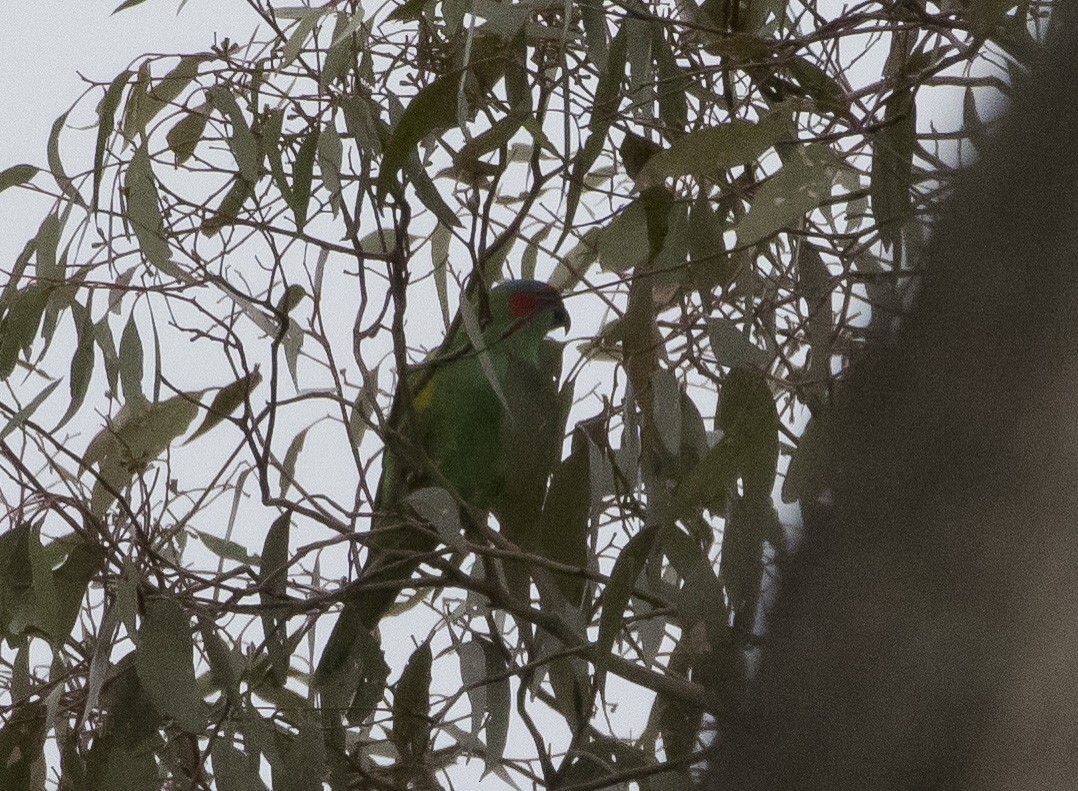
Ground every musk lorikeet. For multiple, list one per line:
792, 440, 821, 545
315, 280, 571, 685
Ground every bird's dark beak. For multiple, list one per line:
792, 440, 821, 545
552, 305, 571, 333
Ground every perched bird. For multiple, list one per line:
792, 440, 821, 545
315, 280, 571, 685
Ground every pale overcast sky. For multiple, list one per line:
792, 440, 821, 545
1, 1, 260, 263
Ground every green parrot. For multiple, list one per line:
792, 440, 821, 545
315, 280, 571, 685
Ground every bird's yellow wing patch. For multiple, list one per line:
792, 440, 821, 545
413, 379, 436, 412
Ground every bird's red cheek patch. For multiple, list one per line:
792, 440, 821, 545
509, 291, 540, 319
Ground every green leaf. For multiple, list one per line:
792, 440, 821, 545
208, 86, 262, 184
377, 75, 457, 194
85, 662, 161, 791
651, 368, 682, 457
135, 598, 208, 732
187, 370, 262, 443
563, 25, 627, 238
480, 638, 510, 769
0, 285, 49, 379
0, 524, 34, 638
735, 146, 837, 247
197, 530, 256, 565
653, 24, 688, 133
0, 380, 61, 442
261, 107, 290, 198
871, 86, 917, 251
340, 95, 384, 155
34, 210, 64, 283
406, 487, 465, 550
118, 313, 144, 406
50, 541, 108, 641
120, 63, 151, 143
392, 641, 433, 762
125, 143, 171, 270
279, 424, 311, 498
637, 110, 791, 188
282, 9, 322, 66
202, 175, 256, 237
289, 128, 319, 229
536, 430, 591, 607
706, 317, 771, 368
166, 104, 210, 165
0, 164, 37, 194
596, 526, 657, 685
94, 316, 120, 397
258, 511, 291, 687
87, 391, 201, 514
406, 154, 462, 228
113, 0, 152, 12
317, 122, 343, 214
387, 0, 430, 22
47, 109, 86, 207
211, 737, 269, 791
26, 526, 64, 642
346, 631, 390, 726
717, 367, 779, 503
789, 56, 849, 117
0, 700, 47, 791
146, 55, 203, 114
596, 200, 650, 273
57, 300, 95, 429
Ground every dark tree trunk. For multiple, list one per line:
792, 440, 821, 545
709, 9, 1078, 790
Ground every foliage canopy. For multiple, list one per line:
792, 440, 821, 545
0, 0, 1057, 788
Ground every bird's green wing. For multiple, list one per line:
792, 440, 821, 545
315, 345, 505, 686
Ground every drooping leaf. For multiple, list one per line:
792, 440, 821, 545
289, 128, 319, 229
57, 299, 96, 429
118, 313, 144, 407
717, 367, 779, 503
0, 523, 34, 639
480, 637, 510, 769
536, 429, 591, 607
166, 104, 210, 165
125, 143, 171, 270
135, 597, 208, 732
282, 8, 322, 67
707, 317, 771, 369
186, 369, 262, 443
637, 110, 791, 188
47, 109, 86, 207
0, 380, 61, 442
377, 75, 457, 195
49, 541, 108, 642
0, 164, 38, 194
86, 391, 201, 514
317, 122, 343, 214
92, 71, 133, 208
0, 700, 47, 791
392, 641, 433, 762
735, 145, 838, 247
198, 531, 254, 567
345, 630, 390, 726
211, 736, 270, 791
563, 25, 627, 238
258, 511, 292, 687
208, 86, 262, 184
0, 285, 49, 379
595, 526, 658, 686
789, 55, 849, 117
597, 200, 650, 273
653, 23, 689, 134
201, 175, 256, 236
871, 86, 917, 251
86, 660, 162, 791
